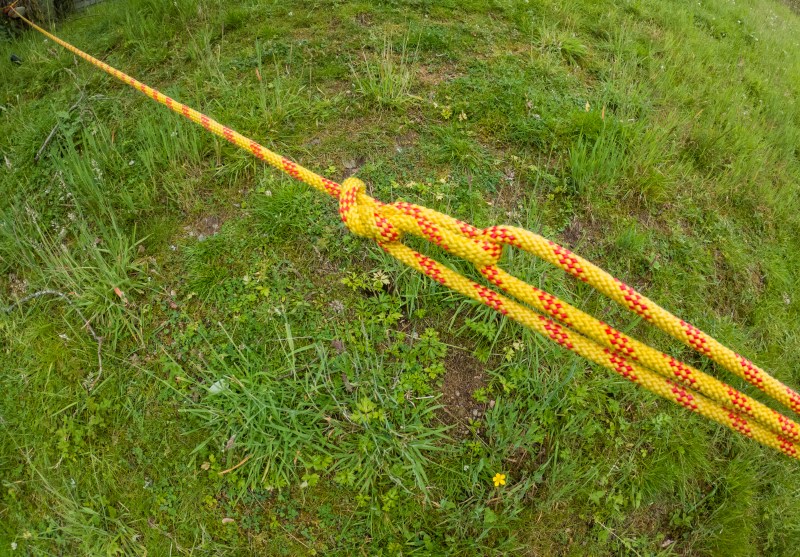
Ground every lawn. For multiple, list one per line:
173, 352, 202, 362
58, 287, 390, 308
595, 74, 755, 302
2, 0, 800, 554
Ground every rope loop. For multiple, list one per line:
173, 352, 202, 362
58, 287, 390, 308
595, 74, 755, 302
338, 177, 502, 269
338, 177, 401, 243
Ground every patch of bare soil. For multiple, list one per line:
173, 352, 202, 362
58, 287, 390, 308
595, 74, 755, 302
184, 214, 224, 241
558, 213, 606, 251
6, 273, 28, 297
437, 349, 487, 437
560, 217, 584, 248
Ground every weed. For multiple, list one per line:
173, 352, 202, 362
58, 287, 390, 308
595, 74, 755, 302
253, 40, 308, 134
0, 214, 148, 345
426, 125, 489, 171
351, 36, 416, 108
568, 125, 627, 197
31, 464, 147, 555
534, 23, 589, 65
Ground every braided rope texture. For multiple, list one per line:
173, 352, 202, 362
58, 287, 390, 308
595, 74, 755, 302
15, 11, 800, 460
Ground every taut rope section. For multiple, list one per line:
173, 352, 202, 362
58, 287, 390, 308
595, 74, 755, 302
12, 9, 800, 459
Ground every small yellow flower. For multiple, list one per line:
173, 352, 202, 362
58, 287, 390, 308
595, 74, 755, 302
493, 473, 507, 487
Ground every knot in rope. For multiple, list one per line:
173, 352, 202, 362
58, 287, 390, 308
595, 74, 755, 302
339, 177, 503, 268
338, 177, 401, 243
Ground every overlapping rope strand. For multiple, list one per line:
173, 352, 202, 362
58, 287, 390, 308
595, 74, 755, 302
337, 178, 800, 457
12, 9, 800, 459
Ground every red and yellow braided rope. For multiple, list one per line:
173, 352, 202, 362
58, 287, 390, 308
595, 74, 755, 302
13, 10, 800, 459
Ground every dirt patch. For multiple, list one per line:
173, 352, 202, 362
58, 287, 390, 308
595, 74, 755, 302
6, 273, 29, 297
416, 63, 461, 88
492, 172, 527, 218
507, 444, 548, 487
342, 154, 367, 178
184, 214, 224, 241
355, 12, 372, 26
394, 130, 419, 155
437, 348, 487, 436
558, 213, 605, 252
623, 503, 680, 553
748, 262, 766, 295
560, 217, 583, 248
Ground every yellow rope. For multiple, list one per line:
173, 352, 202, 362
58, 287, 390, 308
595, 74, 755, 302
12, 9, 800, 460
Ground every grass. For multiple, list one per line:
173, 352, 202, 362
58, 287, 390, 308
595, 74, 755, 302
351, 36, 416, 108
2, 0, 800, 554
